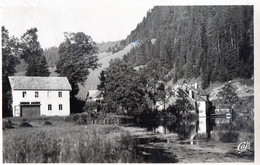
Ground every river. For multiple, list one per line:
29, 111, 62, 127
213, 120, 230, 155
117, 115, 254, 163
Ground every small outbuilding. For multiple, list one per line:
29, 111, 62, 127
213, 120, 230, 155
8, 76, 72, 117
86, 90, 103, 102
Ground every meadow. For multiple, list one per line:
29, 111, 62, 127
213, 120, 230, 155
2, 117, 142, 163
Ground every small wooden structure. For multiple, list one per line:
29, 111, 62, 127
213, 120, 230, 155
86, 90, 103, 102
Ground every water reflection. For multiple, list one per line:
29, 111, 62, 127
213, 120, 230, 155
152, 116, 254, 145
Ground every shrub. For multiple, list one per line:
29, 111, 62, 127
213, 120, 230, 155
64, 113, 88, 125
217, 83, 239, 105
83, 102, 100, 114
135, 108, 161, 129
44, 121, 52, 125
3, 119, 15, 129
19, 122, 33, 128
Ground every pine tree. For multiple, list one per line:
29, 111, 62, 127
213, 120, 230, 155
174, 89, 193, 114
97, 70, 106, 96
123, 6, 253, 84
26, 56, 50, 76
217, 83, 239, 105
43, 47, 59, 67
20, 28, 50, 77
2, 26, 20, 117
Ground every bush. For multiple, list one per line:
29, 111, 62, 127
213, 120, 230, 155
135, 107, 161, 129
3, 119, 15, 129
19, 122, 33, 128
44, 121, 52, 125
217, 83, 239, 105
219, 132, 239, 143
64, 113, 88, 125
83, 102, 100, 113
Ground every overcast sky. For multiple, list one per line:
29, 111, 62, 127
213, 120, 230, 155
1, 0, 156, 48
1, 0, 255, 48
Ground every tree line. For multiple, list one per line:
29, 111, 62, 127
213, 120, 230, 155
94, 58, 194, 119
2, 26, 99, 117
124, 6, 253, 89
2, 27, 50, 117
43, 47, 59, 67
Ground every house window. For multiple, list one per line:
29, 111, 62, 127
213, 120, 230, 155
31, 102, 40, 105
22, 92, 26, 98
48, 104, 52, 111
59, 104, 63, 110
47, 91, 51, 98
20, 102, 30, 105
58, 92, 62, 98
35, 91, 39, 97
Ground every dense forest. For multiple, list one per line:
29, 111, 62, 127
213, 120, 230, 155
123, 6, 253, 88
43, 47, 59, 67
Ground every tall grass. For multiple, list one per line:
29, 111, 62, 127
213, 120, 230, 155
3, 124, 142, 163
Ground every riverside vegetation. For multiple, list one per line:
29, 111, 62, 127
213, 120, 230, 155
3, 110, 254, 163
3, 116, 143, 163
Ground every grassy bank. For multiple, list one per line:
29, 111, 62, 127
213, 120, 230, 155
3, 118, 142, 163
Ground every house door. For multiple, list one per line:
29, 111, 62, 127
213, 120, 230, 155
21, 105, 40, 117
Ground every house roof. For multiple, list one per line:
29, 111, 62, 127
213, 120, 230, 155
215, 104, 231, 109
196, 97, 207, 102
190, 86, 208, 96
87, 90, 102, 98
8, 76, 72, 90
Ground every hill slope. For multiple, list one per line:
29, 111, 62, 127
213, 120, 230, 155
124, 6, 253, 89
76, 42, 138, 99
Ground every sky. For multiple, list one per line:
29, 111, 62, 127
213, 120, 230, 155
1, 0, 156, 48
1, 0, 256, 49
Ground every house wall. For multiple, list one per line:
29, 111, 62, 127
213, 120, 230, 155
198, 117, 207, 133
11, 89, 70, 117
214, 108, 231, 115
197, 101, 207, 117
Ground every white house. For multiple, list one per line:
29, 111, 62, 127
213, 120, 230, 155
214, 104, 232, 117
172, 83, 209, 117
8, 76, 72, 117
196, 95, 209, 117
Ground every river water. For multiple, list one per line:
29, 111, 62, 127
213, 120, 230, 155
120, 116, 254, 163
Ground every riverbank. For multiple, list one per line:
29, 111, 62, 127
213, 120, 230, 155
121, 125, 254, 163
3, 115, 254, 163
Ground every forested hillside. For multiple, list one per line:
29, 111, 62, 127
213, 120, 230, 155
123, 6, 253, 88
43, 47, 59, 67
